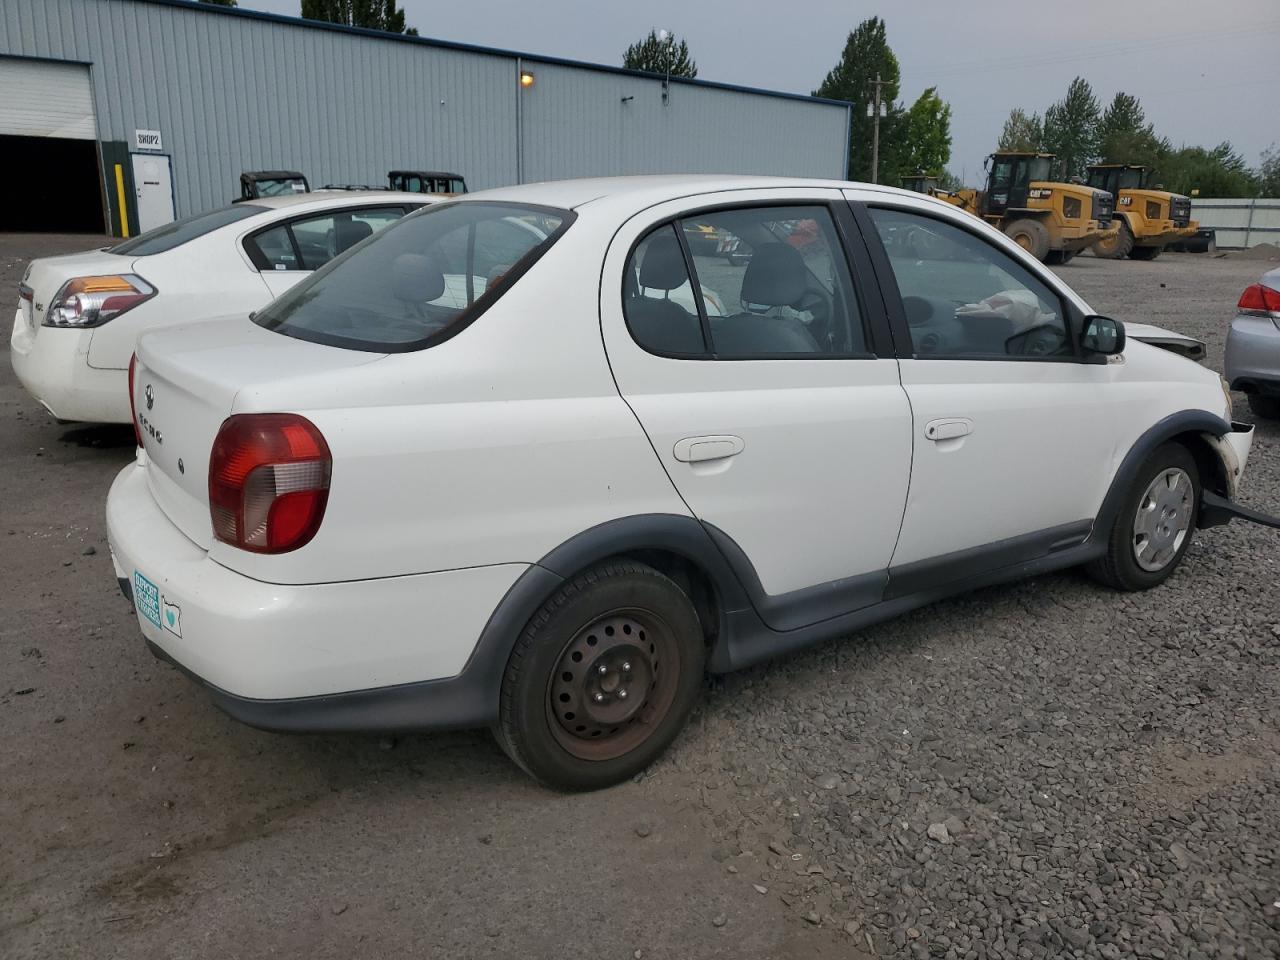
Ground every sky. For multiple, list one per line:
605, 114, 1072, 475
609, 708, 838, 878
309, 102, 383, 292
244, 0, 1279, 186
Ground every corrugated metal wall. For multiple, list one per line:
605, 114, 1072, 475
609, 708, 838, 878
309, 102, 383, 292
1190, 199, 1280, 249
0, 0, 849, 223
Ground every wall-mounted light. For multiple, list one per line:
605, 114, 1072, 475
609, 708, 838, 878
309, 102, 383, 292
519, 70, 535, 89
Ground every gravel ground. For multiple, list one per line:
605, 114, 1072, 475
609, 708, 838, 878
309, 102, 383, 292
1, 236, 1278, 959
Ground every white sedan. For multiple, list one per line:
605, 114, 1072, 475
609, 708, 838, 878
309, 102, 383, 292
12, 190, 431, 423
106, 176, 1270, 791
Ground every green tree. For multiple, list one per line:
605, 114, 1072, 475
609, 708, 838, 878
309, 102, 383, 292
1257, 144, 1280, 198
1041, 77, 1100, 179
300, 0, 418, 36
891, 86, 952, 182
815, 16, 901, 182
996, 107, 1043, 153
622, 30, 697, 78
1096, 92, 1166, 169
1161, 142, 1258, 197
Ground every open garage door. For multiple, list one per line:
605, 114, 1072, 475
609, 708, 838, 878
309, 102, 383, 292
0, 57, 105, 233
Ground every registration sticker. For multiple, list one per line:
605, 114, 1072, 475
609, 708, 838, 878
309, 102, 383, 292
134, 571, 162, 629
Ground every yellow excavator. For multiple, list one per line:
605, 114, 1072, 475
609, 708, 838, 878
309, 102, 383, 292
903, 153, 1118, 264
1085, 164, 1196, 260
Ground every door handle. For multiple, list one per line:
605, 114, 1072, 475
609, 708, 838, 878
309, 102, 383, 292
673, 435, 745, 463
924, 418, 973, 442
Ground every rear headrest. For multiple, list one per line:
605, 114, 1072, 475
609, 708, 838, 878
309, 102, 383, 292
391, 252, 445, 303
741, 242, 807, 308
334, 219, 374, 254
639, 233, 689, 291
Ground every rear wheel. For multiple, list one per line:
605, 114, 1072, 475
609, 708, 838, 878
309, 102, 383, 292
1247, 393, 1280, 420
1129, 244, 1162, 261
1087, 443, 1199, 591
494, 561, 706, 791
1004, 218, 1050, 261
1092, 221, 1134, 259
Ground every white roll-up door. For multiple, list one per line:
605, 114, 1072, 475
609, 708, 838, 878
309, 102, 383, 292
0, 57, 96, 140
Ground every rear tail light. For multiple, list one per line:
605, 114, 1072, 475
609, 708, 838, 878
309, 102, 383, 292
1237, 283, 1280, 318
208, 414, 331, 553
128, 353, 142, 448
43, 274, 155, 328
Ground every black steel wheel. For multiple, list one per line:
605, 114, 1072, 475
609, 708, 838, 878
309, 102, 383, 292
494, 561, 706, 791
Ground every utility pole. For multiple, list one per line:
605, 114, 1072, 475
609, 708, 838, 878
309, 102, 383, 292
869, 73, 885, 184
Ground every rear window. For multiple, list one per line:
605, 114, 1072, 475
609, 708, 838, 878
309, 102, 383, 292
253, 201, 573, 352
111, 204, 266, 256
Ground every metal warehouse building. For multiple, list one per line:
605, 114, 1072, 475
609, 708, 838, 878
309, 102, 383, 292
0, 0, 851, 237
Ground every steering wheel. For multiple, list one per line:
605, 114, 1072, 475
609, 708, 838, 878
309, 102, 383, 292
1006, 323, 1068, 357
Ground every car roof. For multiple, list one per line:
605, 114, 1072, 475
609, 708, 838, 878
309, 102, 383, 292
247, 190, 433, 210
463, 174, 927, 212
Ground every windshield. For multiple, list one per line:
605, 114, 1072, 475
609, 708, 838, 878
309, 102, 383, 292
111, 204, 266, 256
254, 178, 308, 197
1118, 169, 1144, 190
254, 201, 572, 352
1027, 157, 1052, 181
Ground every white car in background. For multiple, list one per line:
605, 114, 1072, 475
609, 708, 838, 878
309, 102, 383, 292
107, 176, 1273, 791
11, 191, 431, 424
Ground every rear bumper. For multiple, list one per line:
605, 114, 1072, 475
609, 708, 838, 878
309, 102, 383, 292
1224, 314, 1280, 392
105, 460, 528, 729
10, 308, 131, 423
1136, 223, 1199, 248
1060, 220, 1114, 252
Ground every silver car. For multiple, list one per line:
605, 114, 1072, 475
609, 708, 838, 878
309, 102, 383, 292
1225, 266, 1280, 419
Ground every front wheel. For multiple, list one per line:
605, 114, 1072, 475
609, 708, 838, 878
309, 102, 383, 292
1087, 443, 1199, 591
1092, 221, 1134, 259
1248, 393, 1280, 420
494, 561, 706, 791
1004, 218, 1050, 261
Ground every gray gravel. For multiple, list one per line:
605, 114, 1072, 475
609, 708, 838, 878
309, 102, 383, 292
2, 238, 1277, 959
650, 252, 1280, 959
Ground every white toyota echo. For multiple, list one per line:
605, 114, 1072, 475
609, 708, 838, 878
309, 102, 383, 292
106, 176, 1273, 791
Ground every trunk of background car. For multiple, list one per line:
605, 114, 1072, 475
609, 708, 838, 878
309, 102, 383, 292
133, 318, 385, 549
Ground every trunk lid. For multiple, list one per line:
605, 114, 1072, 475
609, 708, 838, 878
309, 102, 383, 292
18, 247, 135, 333
133, 317, 385, 548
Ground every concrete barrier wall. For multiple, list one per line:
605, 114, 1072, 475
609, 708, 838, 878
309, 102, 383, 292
1189, 198, 1280, 249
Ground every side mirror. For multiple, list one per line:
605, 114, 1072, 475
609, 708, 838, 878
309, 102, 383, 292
1080, 314, 1125, 356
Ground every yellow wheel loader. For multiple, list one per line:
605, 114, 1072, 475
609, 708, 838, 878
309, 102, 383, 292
1085, 164, 1196, 261
926, 152, 1118, 264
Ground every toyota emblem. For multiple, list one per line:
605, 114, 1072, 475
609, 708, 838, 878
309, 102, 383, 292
145, 384, 154, 410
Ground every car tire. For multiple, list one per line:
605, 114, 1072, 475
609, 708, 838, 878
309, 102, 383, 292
1092, 221, 1134, 260
494, 560, 706, 791
1004, 218, 1050, 261
1129, 244, 1162, 261
1247, 393, 1280, 420
1087, 442, 1199, 591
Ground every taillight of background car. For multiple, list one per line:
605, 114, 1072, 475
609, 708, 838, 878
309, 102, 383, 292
43, 275, 156, 327
128, 353, 142, 448
208, 414, 332, 553
1238, 284, 1280, 320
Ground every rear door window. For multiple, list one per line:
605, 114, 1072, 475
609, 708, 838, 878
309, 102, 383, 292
253, 201, 573, 352
245, 206, 407, 272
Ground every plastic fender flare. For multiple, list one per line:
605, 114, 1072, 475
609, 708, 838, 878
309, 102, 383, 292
1090, 410, 1231, 544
